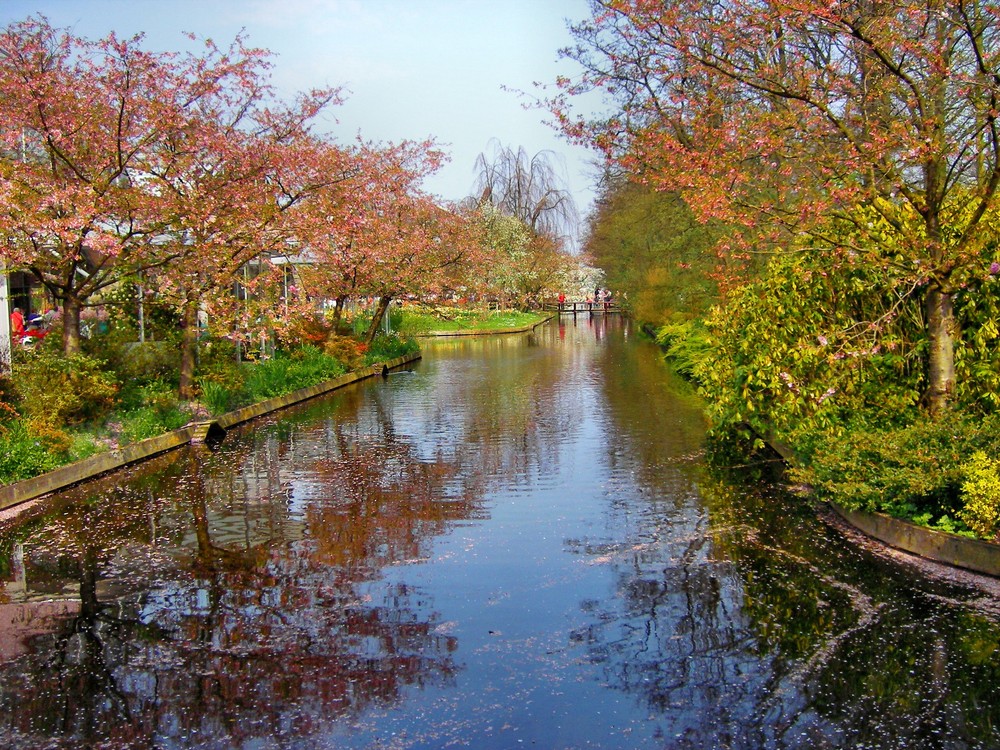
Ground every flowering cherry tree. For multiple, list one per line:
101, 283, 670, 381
0, 17, 358, 397
556, 0, 1000, 414
147, 112, 352, 398
0, 18, 186, 353
298, 138, 480, 341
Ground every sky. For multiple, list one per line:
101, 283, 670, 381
1, 0, 603, 240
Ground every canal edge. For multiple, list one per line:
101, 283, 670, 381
828, 502, 1000, 578
0, 352, 422, 514
765, 434, 1000, 579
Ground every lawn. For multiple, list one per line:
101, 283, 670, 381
397, 305, 548, 334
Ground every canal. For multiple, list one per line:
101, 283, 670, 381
0, 316, 999, 749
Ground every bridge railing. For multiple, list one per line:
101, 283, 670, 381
542, 300, 621, 314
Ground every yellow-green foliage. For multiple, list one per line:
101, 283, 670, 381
584, 181, 723, 325
693, 250, 925, 457
23, 417, 73, 455
323, 334, 365, 370
959, 451, 1000, 541
13, 349, 118, 426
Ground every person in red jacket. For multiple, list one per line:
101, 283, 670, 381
9, 307, 24, 343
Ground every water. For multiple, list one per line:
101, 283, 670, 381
0, 315, 998, 749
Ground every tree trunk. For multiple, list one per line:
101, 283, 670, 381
178, 298, 199, 401
365, 295, 392, 344
331, 294, 348, 333
925, 284, 956, 416
61, 297, 82, 356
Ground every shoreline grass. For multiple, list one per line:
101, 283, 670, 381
397, 305, 548, 334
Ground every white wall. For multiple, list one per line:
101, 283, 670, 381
0, 268, 10, 372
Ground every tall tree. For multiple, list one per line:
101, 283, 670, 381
149, 119, 352, 399
0, 18, 184, 353
583, 177, 722, 324
556, 0, 1000, 414
471, 202, 532, 309
298, 139, 478, 341
473, 139, 579, 245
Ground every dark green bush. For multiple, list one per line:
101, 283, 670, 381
364, 333, 419, 364
106, 339, 180, 384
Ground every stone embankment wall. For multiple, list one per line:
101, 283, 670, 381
831, 503, 1000, 578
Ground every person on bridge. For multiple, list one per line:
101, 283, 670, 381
558, 292, 566, 310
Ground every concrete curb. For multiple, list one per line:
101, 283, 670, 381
760, 430, 1000, 578
830, 502, 1000, 578
0, 352, 421, 512
412, 314, 554, 338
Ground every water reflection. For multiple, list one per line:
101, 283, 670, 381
0, 315, 997, 749
0, 412, 466, 747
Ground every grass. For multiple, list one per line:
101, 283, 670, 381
0, 344, 358, 485
397, 305, 548, 334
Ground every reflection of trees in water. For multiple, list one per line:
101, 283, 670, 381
416, 332, 592, 490
592, 318, 706, 502
568, 465, 1000, 748
565, 511, 793, 748
569, 324, 1000, 746
0, 388, 478, 747
0, 329, 613, 748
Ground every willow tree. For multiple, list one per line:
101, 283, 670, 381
556, 0, 1000, 415
473, 139, 579, 244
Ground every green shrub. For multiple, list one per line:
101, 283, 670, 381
197, 348, 247, 413
120, 403, 190, 443
0, 420, 62, 484
12, 349, 117, 425
66, 432, 105, 462
388, 305, 404, 331
364, 333, 419, 365
198, 337, 242, 370
242, 346, 345, 403
656, 320, 713, 380
694, 251, 926, 456
959, 452, 1000, 541
199, 379, 235, 416
106, 340, 180, 383
791, 412, 1000, 523
352, 315, 370, 338
118, 377, 179, 413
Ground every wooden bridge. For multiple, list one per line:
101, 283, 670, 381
542, 300, 623, 315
